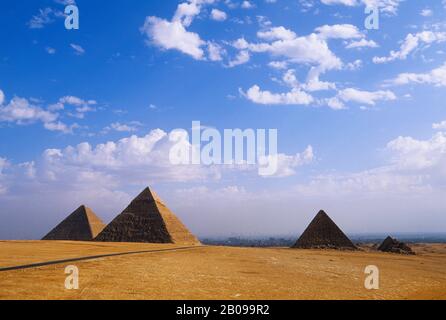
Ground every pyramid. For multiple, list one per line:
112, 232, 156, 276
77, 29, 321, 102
378, 236, 415, 255
42, 205, 105, 241
292, 210, 357, 250
95, 187, 200, 245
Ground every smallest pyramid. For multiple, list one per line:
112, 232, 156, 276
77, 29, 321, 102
378, 236, 415, 255
293, 210, 357, 250
42, 205, 105, 241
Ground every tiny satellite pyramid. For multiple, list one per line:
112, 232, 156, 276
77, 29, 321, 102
292, 210, 357, 250
95, 187, 200, 245
42, 205, 105, 241
378, 236, 415, 255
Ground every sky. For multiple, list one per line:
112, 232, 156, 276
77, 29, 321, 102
0, 0, 446, 239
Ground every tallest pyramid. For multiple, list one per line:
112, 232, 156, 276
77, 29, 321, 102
95, 187, 200, 245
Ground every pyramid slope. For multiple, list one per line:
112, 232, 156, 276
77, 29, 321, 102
95, 187, 200, 245
293, 210, 357, 250
42, 206, 105, 241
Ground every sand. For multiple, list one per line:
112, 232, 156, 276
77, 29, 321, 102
0, 241, 445, 300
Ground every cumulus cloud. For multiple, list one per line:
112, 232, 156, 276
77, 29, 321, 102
325, 88, 396, 109
433, 121, 446, 130
260, 146, 314, 178
211, 9, 227, 21
0, 90, 95, 133
386, 132, 446, 171
142, 16, 205, 60
241, 1, 254, 9
346, 39, 379, 49
141, 0, 220, 61
373, 31, 446, 64
207, 42, 225, 61
49, 95, 97, 119
235, 29, 342, 71
257, 27, 297, 41
0, 97, 58, 125
1, 127, 315, 194
226, 50, 250, 67
315, 24, 364, 40
385, 61, 446, 87
241, 85, 314, 106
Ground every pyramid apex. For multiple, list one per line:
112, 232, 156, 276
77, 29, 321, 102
135, 186, 164, 204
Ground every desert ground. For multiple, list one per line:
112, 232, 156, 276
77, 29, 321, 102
0, 241, 445, 300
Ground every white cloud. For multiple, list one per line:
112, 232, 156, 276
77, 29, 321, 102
315, 24, 364, 40
0, 97, 58, 125
321, 0, 357, 6
28, 8, 55, 29
327, 88, 396, 108
373, 31, 446, 64
173, 0, 215, 27
0, 90, 94, 133
0, 157, 8, 195
321, 0, 405, 15
103, 122, 142, 133
44, 121, 79, 134
346, 39, 378, 49
211, 9, 227, 21
241, 1, 254, 9
227, 50, 250, 67
420, 9, 433, 17
268, 61, 288, 69
241, 85, 314, 105
386, 61, 446, 87
46, 47, 56, 55
433, 121, 446, 130
235, 31, 342, 72
257, 27, 297, 41
207, 42, 225, 61
345, 59, 363, 70
303, 67, 337, 91
70, 43, 85, 55
325, 97, 346, 110
261, 146, 314, 178
141, 0, 219, 60
141, 16, 205, 60
387, 132, 446, 171
50, 96, 97, 119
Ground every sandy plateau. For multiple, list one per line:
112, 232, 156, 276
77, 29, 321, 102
0, 241, 445, 300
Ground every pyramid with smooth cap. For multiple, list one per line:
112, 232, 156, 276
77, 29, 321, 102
95, 187, 200, 245
42, 205, 105, 241
292, 210, 357, 250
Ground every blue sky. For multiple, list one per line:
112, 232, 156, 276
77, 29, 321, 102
1, 0, 446, 239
